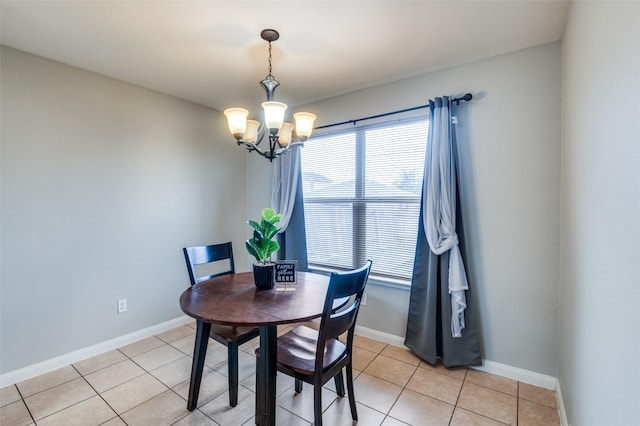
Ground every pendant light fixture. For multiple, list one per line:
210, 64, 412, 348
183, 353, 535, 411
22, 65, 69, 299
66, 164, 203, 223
224, 29, 317, 162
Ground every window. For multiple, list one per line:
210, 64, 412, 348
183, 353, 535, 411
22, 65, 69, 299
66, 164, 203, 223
301, 118, 428, 282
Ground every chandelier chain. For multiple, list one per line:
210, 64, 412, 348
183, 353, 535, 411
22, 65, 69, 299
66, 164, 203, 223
267, 41, 273, 78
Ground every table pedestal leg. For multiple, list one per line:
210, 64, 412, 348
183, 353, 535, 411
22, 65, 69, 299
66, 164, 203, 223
255, 325, 277, 426
187, 320, 210, 411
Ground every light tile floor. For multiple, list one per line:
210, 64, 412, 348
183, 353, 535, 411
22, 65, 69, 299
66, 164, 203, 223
1, 322, 560, 425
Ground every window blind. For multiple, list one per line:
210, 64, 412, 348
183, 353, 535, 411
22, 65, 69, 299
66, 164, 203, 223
301, 119, 428, 281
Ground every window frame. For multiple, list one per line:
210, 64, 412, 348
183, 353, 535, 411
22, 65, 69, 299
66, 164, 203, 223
301, 115, 429, 286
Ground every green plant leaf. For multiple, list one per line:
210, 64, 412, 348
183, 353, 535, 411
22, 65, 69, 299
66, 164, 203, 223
262, 222, 279, 240
261, 208, 277, 222
264, 240, 280, 258
248, 220, 263, 234
263, 209, 282, 226
246, 207, 282, 262
246, 240, 261, 262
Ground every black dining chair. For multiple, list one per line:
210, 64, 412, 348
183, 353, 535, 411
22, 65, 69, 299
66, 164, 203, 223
182, 242, 260, 407
275, 260, 372, 426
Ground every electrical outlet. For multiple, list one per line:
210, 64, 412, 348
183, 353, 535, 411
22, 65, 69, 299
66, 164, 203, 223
117, 298, 127, 314
362, 293, 368, 306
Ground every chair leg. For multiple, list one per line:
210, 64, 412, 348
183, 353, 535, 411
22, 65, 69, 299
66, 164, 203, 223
313, 381, 323, 426
227, 344, 239, 407
295, 379, 303, 393
346, 363, 358, 421
334, 371, 345, 397
187, 321, 211, 410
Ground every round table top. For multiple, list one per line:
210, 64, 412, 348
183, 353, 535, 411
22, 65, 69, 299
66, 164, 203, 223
179, 271, 331, 327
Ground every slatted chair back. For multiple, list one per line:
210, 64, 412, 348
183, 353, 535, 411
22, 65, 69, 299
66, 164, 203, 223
183, 242, 235, 285
315, 260, 372, 369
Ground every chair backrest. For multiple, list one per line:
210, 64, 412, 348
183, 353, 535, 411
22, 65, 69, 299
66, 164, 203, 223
315, 260, 372, 369
183, 242, 235, 285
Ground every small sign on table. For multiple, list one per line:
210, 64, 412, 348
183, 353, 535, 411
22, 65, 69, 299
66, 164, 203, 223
275, 260, 297, 291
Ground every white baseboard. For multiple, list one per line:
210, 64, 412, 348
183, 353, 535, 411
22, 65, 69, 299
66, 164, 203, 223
471, 359, 557, 390
355, 325, 406, 346
556, 380, 570, 426
355, 325, 558, 391
0, 316, 192, 387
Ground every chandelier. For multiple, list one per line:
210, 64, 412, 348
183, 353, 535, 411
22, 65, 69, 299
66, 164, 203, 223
223, 29, 317, 162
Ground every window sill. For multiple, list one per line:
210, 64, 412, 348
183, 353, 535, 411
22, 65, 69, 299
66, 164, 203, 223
307, 266, 412, 291
367, 275, 412, 291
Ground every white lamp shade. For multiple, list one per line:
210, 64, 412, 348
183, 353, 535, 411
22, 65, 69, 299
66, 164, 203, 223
294, 112, 317, 141
262, 101, 287, 132
278, 122, 294, 147
224, 108, 249, 139
244, 120, 260, 143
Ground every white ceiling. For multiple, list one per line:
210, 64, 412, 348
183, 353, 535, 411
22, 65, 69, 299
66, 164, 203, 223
0, 1, 570, 111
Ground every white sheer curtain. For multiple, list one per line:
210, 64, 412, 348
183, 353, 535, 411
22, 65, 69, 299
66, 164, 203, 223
270, 146, 301, 233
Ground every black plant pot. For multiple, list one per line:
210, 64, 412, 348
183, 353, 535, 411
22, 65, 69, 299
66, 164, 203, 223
253, 262, 275, 290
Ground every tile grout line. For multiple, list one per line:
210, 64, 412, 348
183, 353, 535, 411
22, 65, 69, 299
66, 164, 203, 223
13, 384, 37, 426
375, 349, 414, 424
153, 336, 254, 422
447, 368, 467, 425
72, 363, 128, 426
100, 340, 195, 424
12, 367, 103, 425
22, 374, 99, 425
123, 335, 238, 424
282, 347, 394, 425
516, 380, 520, 426
118, 341, 211, 424
26, 376, 110, 425
454, 368, 512, 425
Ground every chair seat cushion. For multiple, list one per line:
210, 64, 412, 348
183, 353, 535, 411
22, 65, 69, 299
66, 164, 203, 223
277, 325, 347, 375
210, 324, 258, 342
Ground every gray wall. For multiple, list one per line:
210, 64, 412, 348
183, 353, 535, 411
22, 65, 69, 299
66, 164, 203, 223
2, 42, 563, 379
559, 3, 640, 424
249, 43, 562, 376
0, 46, 248, 373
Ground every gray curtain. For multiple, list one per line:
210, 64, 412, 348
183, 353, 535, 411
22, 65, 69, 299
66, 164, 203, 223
271, 146, 308, 271
279, 173, 308, 271
405, 96, 481, 367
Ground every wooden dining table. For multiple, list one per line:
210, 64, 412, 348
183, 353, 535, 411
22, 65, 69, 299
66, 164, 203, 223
179, 271, 333, 426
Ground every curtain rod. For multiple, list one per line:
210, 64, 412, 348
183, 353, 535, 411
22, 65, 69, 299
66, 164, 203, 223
314, 93, 473, 130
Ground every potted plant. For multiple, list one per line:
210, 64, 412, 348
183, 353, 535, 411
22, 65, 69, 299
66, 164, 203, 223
246, 207, 282, 289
